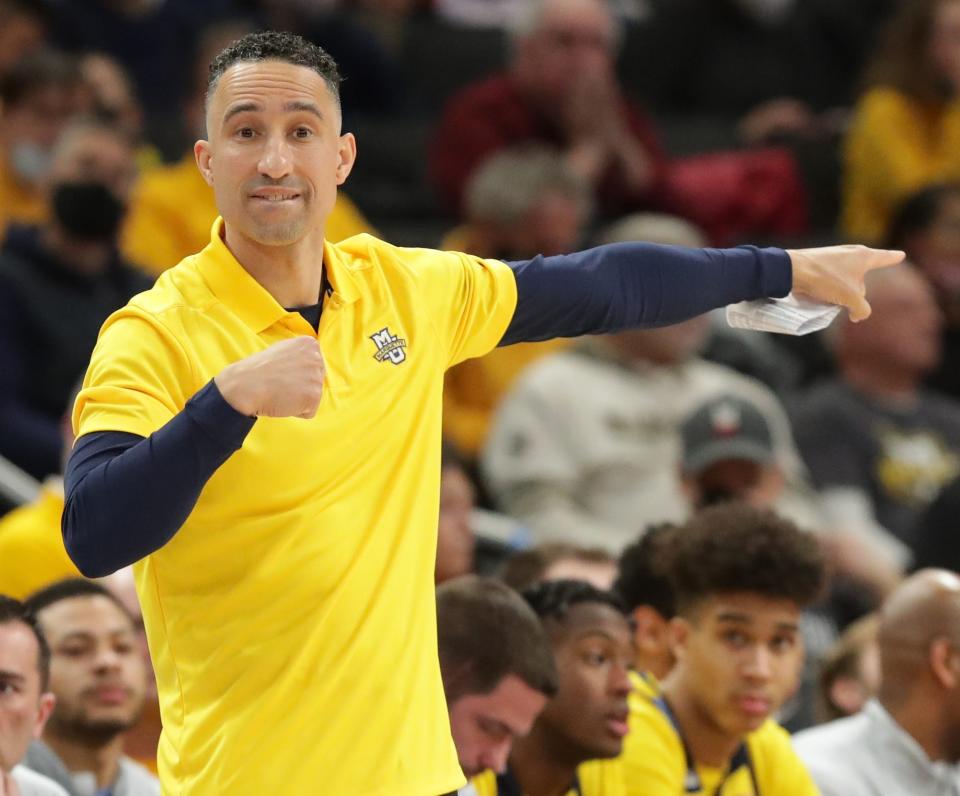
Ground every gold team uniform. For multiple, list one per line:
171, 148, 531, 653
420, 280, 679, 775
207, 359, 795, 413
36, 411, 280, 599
619, 672, 820, 796
74, 219, 517, 795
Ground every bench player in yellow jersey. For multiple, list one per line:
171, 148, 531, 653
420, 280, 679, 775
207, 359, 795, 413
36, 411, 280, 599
61, 29, 902, 796
470, 580, 633, 796
621, 503, 824, 796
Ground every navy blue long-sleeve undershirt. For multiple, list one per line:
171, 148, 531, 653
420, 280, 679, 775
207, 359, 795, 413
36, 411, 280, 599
62, 243, 790, 576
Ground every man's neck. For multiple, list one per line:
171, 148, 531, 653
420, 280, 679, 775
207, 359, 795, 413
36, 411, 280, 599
509, 726, 581, 796
43, 225, 114, 277
224, 224, 326, 308
882, 694, 948, 763
662, 676, 743, 769
44, 731, 124, 789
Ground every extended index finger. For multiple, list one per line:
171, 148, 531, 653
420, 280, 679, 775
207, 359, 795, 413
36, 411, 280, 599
860, 247, 906, 274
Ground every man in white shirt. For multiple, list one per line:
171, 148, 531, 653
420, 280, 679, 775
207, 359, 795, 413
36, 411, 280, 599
794, 569, 960, 795
0, 595, 67, 796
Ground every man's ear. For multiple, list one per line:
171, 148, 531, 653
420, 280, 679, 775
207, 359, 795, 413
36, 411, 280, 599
931, 638, 960, 689
335, 133, 357, 185
194, 139, 214, 187
34, 692, 55, 739
669, 616, 691, 663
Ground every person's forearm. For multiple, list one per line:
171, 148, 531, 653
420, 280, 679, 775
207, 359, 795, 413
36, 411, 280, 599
62, 380, 255, 577
500, 242, 790, 345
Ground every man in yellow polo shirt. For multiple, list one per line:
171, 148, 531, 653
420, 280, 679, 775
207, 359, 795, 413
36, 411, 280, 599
61, 30, 902, 796
621, 503, 824, 795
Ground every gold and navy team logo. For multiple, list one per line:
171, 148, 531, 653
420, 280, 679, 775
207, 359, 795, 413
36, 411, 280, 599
370, 327, 407, 365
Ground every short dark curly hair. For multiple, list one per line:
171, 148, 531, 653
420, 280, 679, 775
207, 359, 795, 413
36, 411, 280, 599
207, 30, 341, 110
663, 503, 825, 617
521, 579, 628, 627
614, 523, 678, 619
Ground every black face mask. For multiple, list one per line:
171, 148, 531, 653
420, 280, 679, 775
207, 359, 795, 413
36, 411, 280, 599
51, 181, 125, 241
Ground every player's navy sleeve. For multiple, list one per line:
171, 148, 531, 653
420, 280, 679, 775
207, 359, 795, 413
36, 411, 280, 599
62, 380, 255, 577
499, 243, 791, 345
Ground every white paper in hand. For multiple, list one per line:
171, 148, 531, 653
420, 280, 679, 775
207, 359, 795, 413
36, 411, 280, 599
725, 293, 842, 336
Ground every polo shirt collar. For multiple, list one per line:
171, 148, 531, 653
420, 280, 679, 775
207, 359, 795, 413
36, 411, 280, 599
197, 217, 361, 334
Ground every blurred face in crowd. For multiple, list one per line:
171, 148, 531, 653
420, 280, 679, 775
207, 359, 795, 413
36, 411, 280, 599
47, 125, 138, 205
536, 603, 633, 760
0, 621, 53, 773
841, 266, 943, 378
436, 465, 476, 584
508, 191, 585, 259
906, 191, 960, 322
608, 315, 711, 366
2, 79, 82, 185
684, 460, 785, 512
670, 593, 803, 739
929, 0, 960, 87
449, 674, 548, 776
515, 0, 617, 103
38, 595, 146, 744
196, 59, 356, 249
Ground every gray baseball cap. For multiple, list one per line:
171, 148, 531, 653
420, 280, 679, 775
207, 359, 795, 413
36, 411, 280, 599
681, 395, 774, 475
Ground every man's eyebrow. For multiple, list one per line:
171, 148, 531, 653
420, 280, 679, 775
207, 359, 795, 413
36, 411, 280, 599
223, 101, 262, 125
716, 611, 752, 625
0, 670, 26, 683
283, 100, 323, 119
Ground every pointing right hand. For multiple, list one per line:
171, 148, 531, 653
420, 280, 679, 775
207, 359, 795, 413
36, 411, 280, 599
215, 336, 326, 419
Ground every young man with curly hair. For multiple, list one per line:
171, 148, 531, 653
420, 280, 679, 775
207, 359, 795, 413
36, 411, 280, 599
621, 502, 825, 795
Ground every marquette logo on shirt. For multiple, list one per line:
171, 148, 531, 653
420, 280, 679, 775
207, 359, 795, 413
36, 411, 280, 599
370, 327, 407, 365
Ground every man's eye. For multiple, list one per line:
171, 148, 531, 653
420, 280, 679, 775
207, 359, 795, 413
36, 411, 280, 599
771, 636, 795, 653
723, 631, 748, 648
294, 127, 312, 139
237, 128, 255, 138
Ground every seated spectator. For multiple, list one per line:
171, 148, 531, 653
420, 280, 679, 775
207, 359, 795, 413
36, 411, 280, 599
0, 50, 83, 239
0, 595, 66, 796
613, 524, 677, 681
499, 543, 617, 592
442, 146, 589, 458
470, 579, 633, 796
482, 312, 817, 552
815, 613, 881, 725
429, 0, 669, 217
121, 22, 374, 277
844, 0, 960, 243
436, 442, 478, 584
620, 503, 824, 795
887, 182, 960, 399
437, 576, 557, 779
0, 118, 151, 480
23, 580, 158, 795
793, 264, 960, 564
794, 569, 960, 795
0, 397, 80, 599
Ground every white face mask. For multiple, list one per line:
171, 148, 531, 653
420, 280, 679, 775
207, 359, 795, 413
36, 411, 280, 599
731, 0, 794, 25
8, 142, 52, 185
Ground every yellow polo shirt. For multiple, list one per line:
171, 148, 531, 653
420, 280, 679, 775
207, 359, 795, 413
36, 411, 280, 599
0, 482, 79, 600
621, 672, 819, 796
74, 218, 518, 796
122, 153, 375, 276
